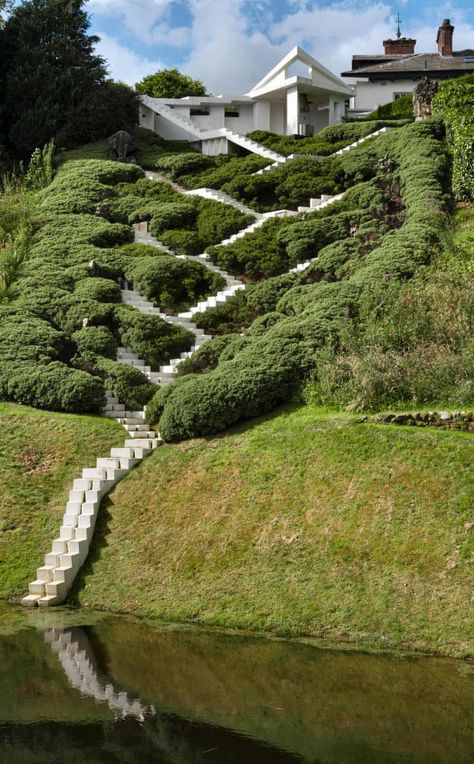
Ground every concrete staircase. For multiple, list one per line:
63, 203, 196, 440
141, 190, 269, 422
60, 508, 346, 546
43, 627, 155, 719
254, 125, 393, 175
183, 187, 263, 218
297, 190, 346, 214
21, 393, 162, 608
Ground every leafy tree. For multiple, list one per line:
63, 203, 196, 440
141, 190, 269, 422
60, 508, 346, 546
135, 68, 207, 99
1, 0, 107, 156
57, 81, 138, 148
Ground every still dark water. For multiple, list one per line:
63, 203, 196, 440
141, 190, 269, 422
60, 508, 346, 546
0, 604, 473, 764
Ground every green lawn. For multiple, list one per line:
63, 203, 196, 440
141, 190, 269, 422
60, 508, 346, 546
71, 404, 474, 657
0, 403, 124, 598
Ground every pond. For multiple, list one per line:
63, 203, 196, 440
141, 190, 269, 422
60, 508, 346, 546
0, 604, 473, 763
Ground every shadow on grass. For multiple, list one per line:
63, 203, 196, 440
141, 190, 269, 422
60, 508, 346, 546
68, 498, 114, 605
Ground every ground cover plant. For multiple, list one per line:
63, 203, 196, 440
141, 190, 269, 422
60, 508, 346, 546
108, 176, 255, 256
247, 120, 409, 157
148, 119, 454, 440
0, 158, 199, 412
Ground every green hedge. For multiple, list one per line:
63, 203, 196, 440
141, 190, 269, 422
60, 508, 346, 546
125, 256, 225, 312
0, 361, 105, 412
433, 74, 474, 201
116, 308, 194, 368
148, 337, 307, 441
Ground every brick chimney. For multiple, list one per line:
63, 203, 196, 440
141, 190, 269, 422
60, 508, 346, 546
437, 19, 454, 56
383, 37, 416, 55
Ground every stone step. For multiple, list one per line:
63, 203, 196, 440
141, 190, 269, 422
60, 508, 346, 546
29, 580, 46, 596
21, 594, 42, 607
37, 565, 56, 583
127, 430, 156, 439
110, 447, 146, 460
124, 438, 160, 450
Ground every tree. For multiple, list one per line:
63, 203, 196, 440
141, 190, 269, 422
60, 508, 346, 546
135, 68, 207, 99
1, 0, 107, 156
57, 81, 138, 148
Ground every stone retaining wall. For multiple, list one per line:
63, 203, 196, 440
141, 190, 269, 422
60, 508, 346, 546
360, 411, 474, 432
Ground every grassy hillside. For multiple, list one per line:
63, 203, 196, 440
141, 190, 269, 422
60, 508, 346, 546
71, 405, 474, 657
0, 403, 124, 598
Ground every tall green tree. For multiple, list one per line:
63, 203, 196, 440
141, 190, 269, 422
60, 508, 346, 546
136, 68, 208, 99
1, 0, 107, 156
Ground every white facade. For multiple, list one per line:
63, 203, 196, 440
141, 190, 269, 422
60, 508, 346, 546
348, 79, 417, 112
139, 47, 352, 156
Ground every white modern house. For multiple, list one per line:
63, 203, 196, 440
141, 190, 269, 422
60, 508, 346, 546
139, 47, 352, 157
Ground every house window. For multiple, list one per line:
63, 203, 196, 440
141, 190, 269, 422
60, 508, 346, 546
190, 108, 210, 116
225, 107, 240, 117
393, 92, 412, 100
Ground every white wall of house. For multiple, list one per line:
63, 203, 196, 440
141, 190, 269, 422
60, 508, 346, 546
190, 105, 225, 130
253, 100, 271, 131
286, 87, 299, 134
270, 102, 285, 134
352, 79, 418, 111
224, 104, 256, 134
153, 113, 194, 141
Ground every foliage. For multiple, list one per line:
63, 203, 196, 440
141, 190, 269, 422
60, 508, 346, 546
0, 360, 105, 412
116, 308, 193, 369
72, 325, 117, 359
365, 95, 413, 121
1, 0, 106, 156
179, 153, 269, 189
24, 140, 55, 190
304, 204, 474, 409
56, 81, 139, 149
247, 121, 408, 157
135, 68, 207, 99
220, 156, 342, 212
147, 337, 307, 440
125, 255, 225, 312
85, 355, 155, 411
432, 74, 474, 200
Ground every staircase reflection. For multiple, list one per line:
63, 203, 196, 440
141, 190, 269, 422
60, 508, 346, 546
42, 627, 155, 721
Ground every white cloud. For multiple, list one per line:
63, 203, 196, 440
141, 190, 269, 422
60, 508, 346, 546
89, 0, 180, 45
95, 32, 161, 85
91, 1, 474, 94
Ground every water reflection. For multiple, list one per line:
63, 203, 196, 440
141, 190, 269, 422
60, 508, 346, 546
0, 607, 473, 763
42, 627, 155, 721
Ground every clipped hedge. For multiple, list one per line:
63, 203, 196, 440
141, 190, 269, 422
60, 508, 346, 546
125, 256, 225, 312
116, 308, 194, 368
148, 337, 307, 441
0, 361, 105, 413
433, 74, 474, 201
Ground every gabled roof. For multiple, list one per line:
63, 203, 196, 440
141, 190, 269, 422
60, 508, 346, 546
342, 51, 474, 77
247, 46, 351, 98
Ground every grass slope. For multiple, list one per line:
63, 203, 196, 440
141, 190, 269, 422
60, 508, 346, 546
72, 405, 474, 657
0, 403, 124, 598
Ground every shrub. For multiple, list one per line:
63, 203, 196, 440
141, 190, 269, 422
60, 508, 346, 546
176, 334, 242, 376
0, 315, 71, 363
148, 201, 197, 234
87, 356, 155, 411
72, 326, 118, 359
116, 308, 194, 367
149, 337, 308, 441
158, 229, 205, 256
74, 277, 122, 303
125, 256, 225, 312
0, 361, 105, 413
432, 74, 474, 201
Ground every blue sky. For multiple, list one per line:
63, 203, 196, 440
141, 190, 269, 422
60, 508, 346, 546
86, 0, 474, 91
